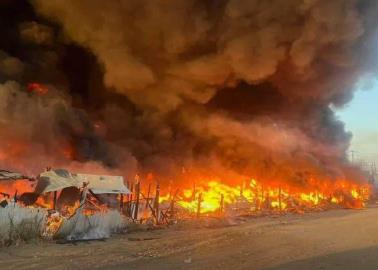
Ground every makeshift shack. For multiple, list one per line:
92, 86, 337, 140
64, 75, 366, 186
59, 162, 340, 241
34, 169, 130, 210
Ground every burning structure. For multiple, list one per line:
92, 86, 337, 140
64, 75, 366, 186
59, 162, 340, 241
0, 0, 378, 241
0, 166, 371, 241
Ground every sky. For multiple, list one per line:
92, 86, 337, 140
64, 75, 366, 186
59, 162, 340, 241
336, 79, 378, 163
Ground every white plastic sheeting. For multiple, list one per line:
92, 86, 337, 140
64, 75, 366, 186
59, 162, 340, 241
76, 173, 130, 194
35, 169, 130, 195
0, 170, 25, 180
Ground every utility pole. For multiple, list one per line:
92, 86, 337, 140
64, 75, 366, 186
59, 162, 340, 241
350, 150, 356, 163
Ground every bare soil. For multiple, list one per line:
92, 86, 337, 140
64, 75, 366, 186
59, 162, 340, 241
2, 207, 378, 270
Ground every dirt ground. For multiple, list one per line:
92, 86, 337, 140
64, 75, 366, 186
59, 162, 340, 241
2, 207, 378, 270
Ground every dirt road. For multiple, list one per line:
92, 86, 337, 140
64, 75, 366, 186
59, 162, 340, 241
2, 207, 378, 270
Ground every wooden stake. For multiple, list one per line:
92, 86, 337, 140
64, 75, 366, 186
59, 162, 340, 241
168, 180, 173, 200
169, 189, 180, 218
129, 183, 134, 217
133, 181, 140, 220
130, 184, 134, 201
265, 188, 270, 210
192, 182, 196, 201
14, 190, 18, 203
197, 192, 202, 218
140, 192, 158, 222
126, 181, 130, 201
145, 183, 151, 209
154, 182, 160, 224
52, 191, 57, 210
120, 193, 124, 212
254, 188, 259, 211
126, 180, 131, 216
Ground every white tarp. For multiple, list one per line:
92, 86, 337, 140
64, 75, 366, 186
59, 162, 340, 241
35, 169, 78, 193
35, 169, 130, 195
76, 174, 130, 194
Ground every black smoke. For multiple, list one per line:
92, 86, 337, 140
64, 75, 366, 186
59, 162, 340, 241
0, 0, 377, 185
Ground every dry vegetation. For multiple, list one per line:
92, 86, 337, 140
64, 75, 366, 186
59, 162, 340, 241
55, 210, 126, 240
0, 205, 127, 246
0, 204, 46, 246
2, 207, 378, 270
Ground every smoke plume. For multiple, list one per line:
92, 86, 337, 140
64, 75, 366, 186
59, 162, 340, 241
0, 0, 377, 185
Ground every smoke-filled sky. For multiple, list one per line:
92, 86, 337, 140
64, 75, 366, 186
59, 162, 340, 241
0, 0, 378, 186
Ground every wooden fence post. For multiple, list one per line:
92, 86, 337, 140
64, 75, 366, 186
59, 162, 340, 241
197, 192, 203, 218
154, 182, 160, 224
120, 193, 124, 212
53, 191, 57, 210
133, 181, 140, 220
192, 182, 196, 201
145, 183, 151, 209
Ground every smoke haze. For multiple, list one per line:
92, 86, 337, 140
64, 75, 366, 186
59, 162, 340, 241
0, 0, 377, 185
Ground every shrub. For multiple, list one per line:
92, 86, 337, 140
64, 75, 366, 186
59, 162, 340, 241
0, 203, 46, 246
54, 210, 126, 240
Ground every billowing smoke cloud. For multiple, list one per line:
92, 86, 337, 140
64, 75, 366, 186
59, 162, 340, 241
0, 80, 136, 177
19, 21, 54, 45
0, 51, 24, 77
0, 0, 377, 185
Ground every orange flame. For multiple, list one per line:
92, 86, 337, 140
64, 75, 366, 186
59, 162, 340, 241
27, 82, 48, 95
159, 178, 371, 214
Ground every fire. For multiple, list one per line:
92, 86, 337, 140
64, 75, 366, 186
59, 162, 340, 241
0, 179, 34, 197
0, 141, 27, 163
0, 169, 372, 239
177, 181, 242, 213
27, 82, 48, 95
44, 212, 64, 237
61, 144, 76, 160
159, 178, 371, 215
